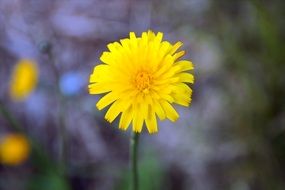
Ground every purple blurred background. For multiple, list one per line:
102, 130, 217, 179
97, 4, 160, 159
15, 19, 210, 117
1, 0, 285, 190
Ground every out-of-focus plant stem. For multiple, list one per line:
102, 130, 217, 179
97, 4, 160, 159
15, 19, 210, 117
130, 132, 140, 190
0, 101, 22, 132
42, 42, 67, 172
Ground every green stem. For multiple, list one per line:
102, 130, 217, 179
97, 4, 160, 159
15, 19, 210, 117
46, 46, 67, 171
130, 132, 140, 190
0, 101, 22, 132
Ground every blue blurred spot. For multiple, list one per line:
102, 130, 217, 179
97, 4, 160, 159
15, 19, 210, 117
59, 72, 84, 96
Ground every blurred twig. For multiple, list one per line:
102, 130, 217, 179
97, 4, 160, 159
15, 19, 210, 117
39, 41, 67, 173
0, 101, 22, 132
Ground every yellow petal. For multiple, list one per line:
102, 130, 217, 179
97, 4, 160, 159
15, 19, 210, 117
177, 73, 194, 83
105, 99, 128, 123
107, 42, 122, 53
100, 52, 114, 64
158, 41, 171, 58
119, 106, 133, 130
173, 50, 185, 61
153, 55, 174, 78
160, 100, 179, 122
132, 103, 144, 133
88, 83, 112, 94
129, 32, 137, 40
145, 106, 158, 133
120, 39, 131, 50
169, 41, 183, 55
96, 92, 118, 110
153, 100, 166, 120
172, 83, 192, 94
154, 32, 163, 44
152, 77, 179, 86
172, 93, 191, 106
173, 60, 194, 73
89, 65, 110, 83
147, 30, 155, 40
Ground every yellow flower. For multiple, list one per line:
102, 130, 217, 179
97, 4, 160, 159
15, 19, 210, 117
89, 31, 194, 133
9, 59, 38, 101
0, 134, 30, 165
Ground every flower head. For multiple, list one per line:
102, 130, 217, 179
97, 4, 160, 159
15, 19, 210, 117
9, 59, 38, 101
89, 31, 194, 133
0, 134, 30, 166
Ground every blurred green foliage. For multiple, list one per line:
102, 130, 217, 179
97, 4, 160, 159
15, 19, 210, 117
210, 0, 285, 189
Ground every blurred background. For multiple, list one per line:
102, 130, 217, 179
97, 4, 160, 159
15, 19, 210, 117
0, 0, 285, 189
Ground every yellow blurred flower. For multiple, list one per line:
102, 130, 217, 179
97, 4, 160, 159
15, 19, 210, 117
89, 30, 194, 134
0, 134, 30, 166
9, 59, 38, 101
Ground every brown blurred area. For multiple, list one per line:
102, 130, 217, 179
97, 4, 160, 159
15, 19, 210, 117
0, 0, 285, 190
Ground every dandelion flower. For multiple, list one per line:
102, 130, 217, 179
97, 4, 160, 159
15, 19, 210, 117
89, 31, 194, 133
9, 59, 38, 101
0, 134, 30, 165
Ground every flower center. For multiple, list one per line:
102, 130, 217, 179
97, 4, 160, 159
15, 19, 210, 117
135, 71, 151, 93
